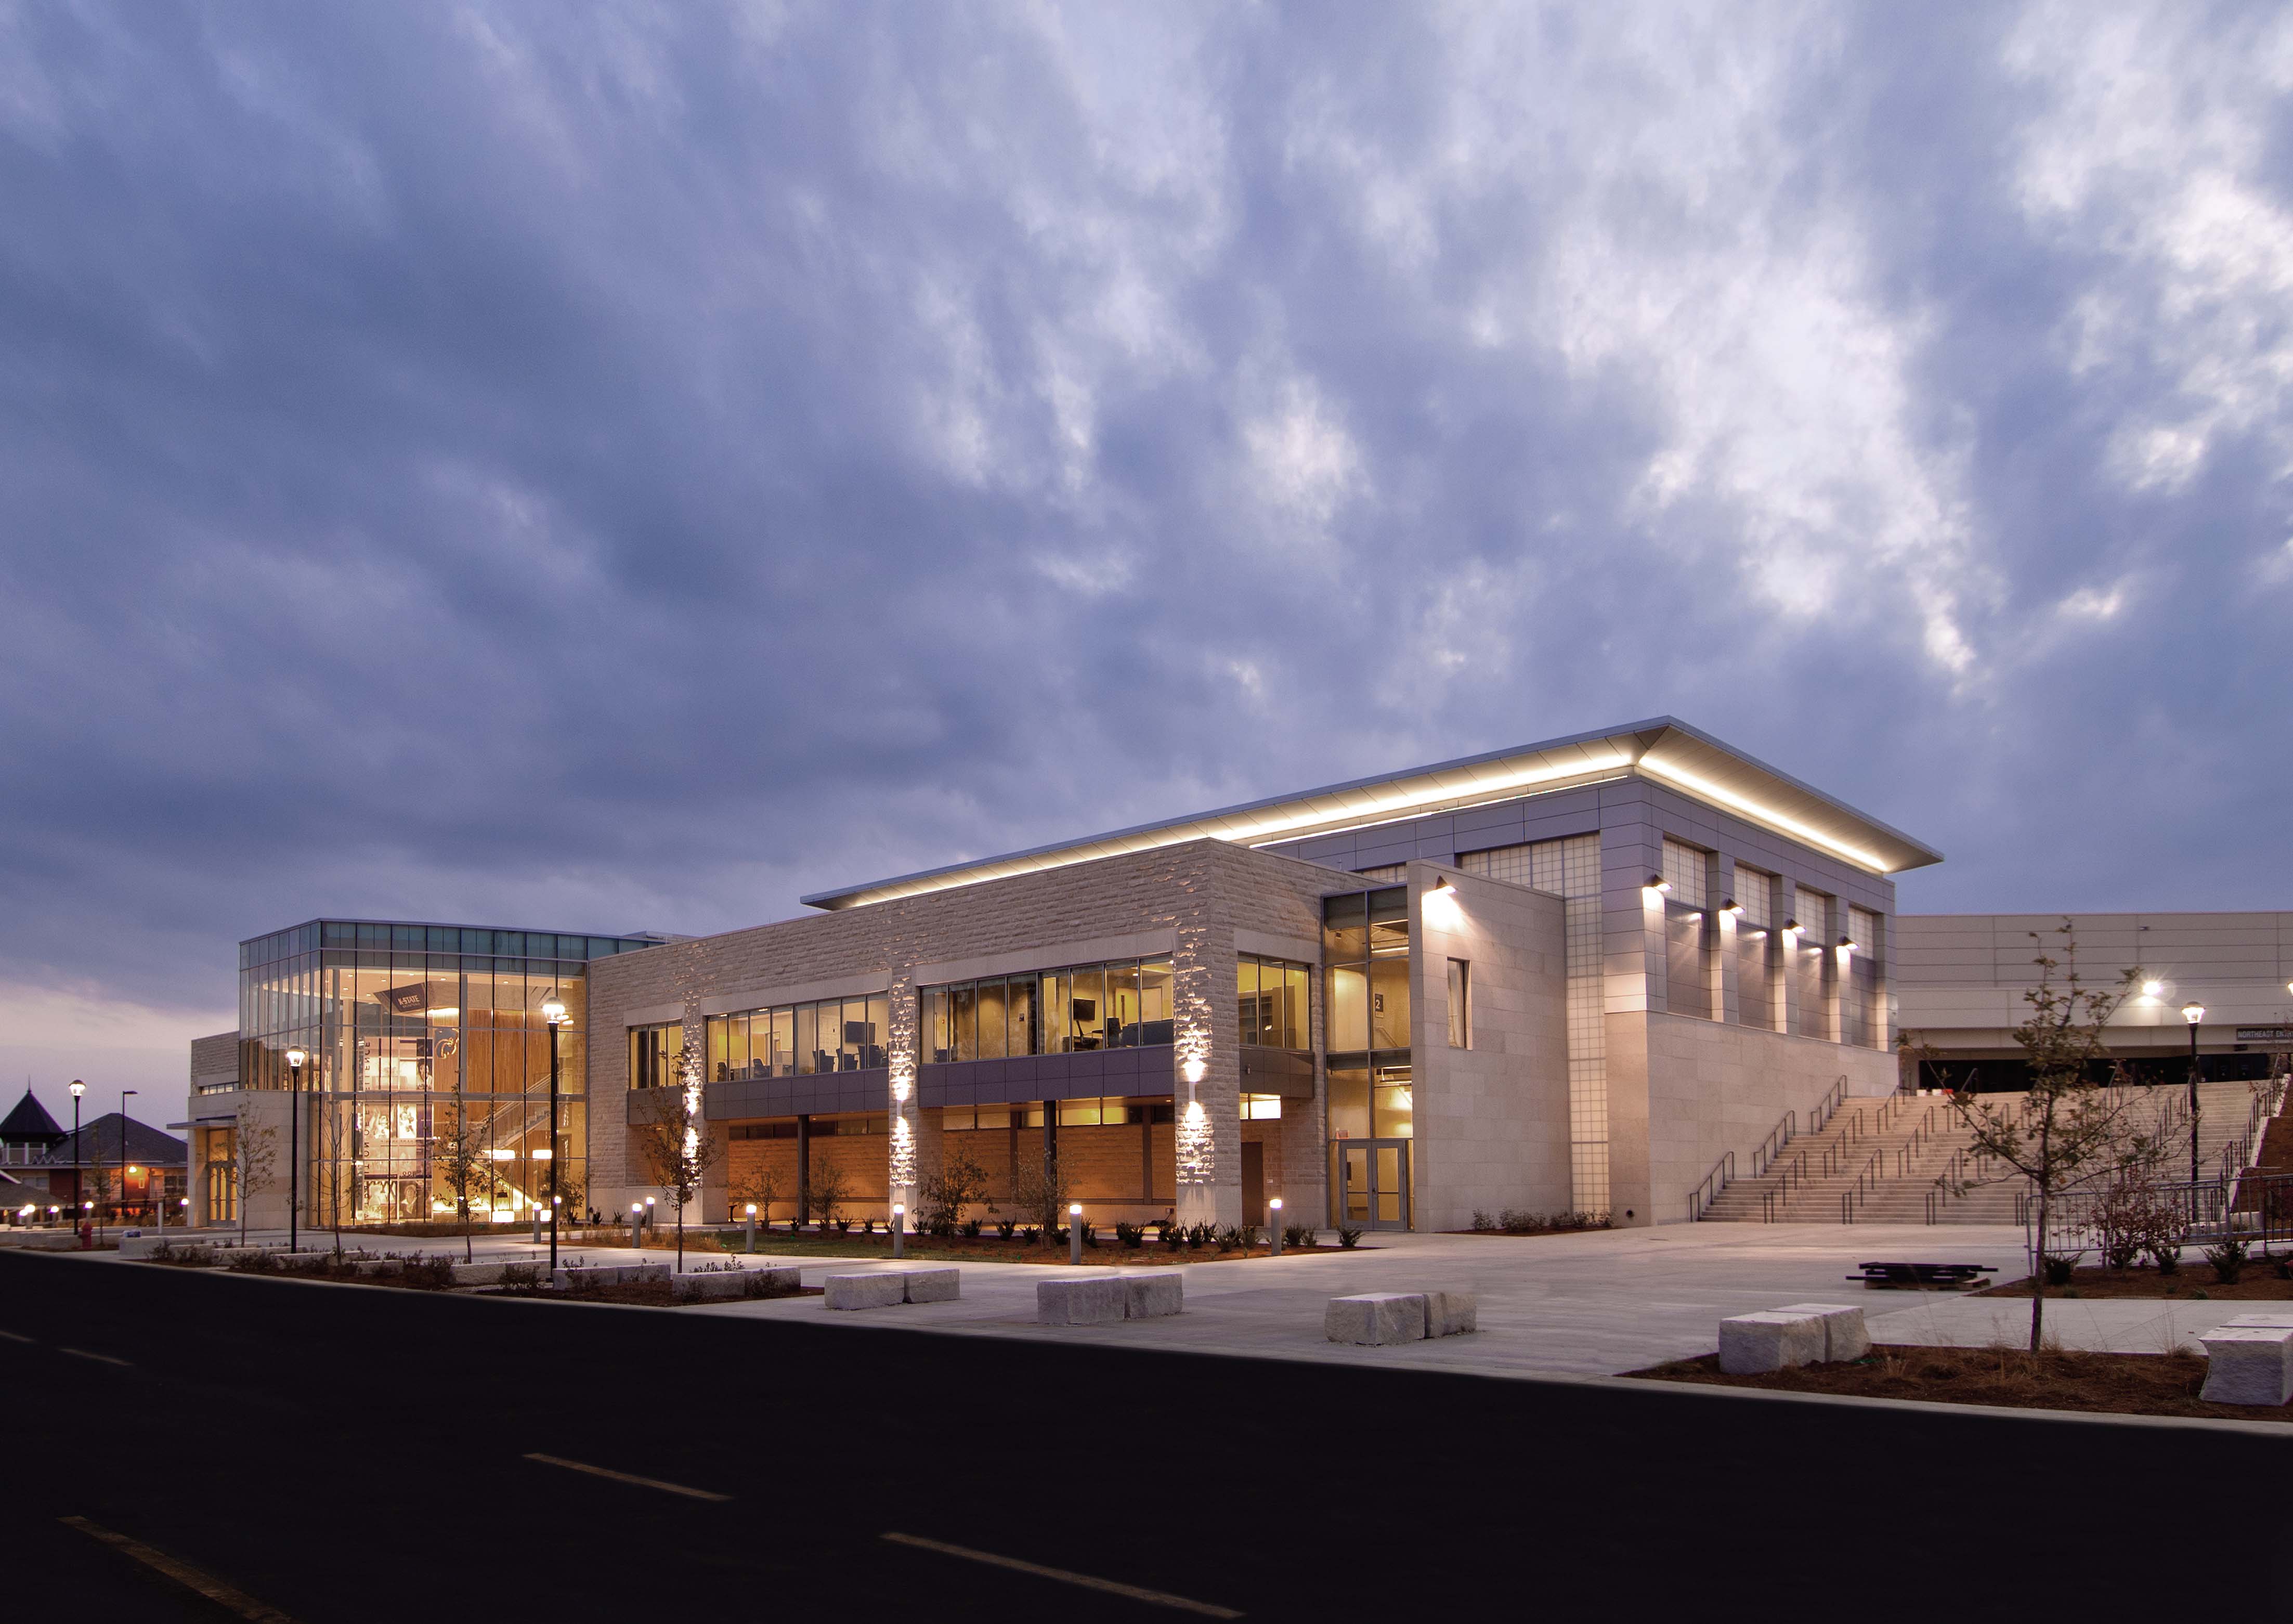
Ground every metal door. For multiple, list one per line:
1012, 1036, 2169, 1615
1335, 1138, 1412, 1230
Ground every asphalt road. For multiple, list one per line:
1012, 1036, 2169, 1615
4, 1250, 2287, 1622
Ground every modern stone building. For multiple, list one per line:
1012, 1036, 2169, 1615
183, 720, 1941, 1236
583, 718, 1935, 1231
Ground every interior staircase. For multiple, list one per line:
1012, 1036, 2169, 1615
1700, 1081, 2266, 1225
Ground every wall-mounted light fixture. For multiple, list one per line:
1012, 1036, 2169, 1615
1642, 874, 1671, 904
1428, 878, 1457, 898
1719, 898, 1743, 916
2142, 979, 2164, 997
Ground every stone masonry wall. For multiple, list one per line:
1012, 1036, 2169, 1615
585, 838, 1336, 1225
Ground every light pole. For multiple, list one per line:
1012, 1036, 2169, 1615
120, 1089, 137, 1229
285, 1047, 307, 1255
68, 1081, 84, 1243
2182, 1002, 2206, 1191
541, 992, 566, 1273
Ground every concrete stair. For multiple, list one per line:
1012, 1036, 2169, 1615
1701, 1081, 2265, 1226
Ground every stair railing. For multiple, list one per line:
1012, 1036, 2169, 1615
1751, 1110, 1799, 1178
1687, 1150, 1736, 1223
1807, 1075, 1849, 1136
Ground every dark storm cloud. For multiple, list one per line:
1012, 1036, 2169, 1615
4, 0, 2291, 1075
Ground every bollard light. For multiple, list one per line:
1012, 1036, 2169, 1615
1269, 1197, 1284, 1256
745, 1202, 758, 1254
1068, 1202, 1084, 1266
892, 1201, 906, 1259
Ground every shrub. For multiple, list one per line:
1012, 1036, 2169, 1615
400, 1254, 457, 1290
1337, 1225, 1363, 1249
2205, 1236, 2248, 1284
960, 1218, 983, 1239
1470, 1210, 1497, 1232
1499, 1207, 1542, 1233
2150, 1241, 2181, 1276
1080, 1222, 1098, 1248
1282, 1223, 1315, 1249
1115, 1222, 1144, 1249
2273, 1253, 2292, 1281
2041, 1254, 2075, 1287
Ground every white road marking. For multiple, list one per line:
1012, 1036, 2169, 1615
881, 1531, 1244, 1618
522, 1451, 731, 1501
59, 1346, 131, 1366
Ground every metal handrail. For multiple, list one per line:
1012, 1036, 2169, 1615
1752, 1111, 1798, 1178
1687, 1150, 1736, 1223
1808, 1075, 1849, 1136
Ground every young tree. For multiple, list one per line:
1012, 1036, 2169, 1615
921, 1149, 993, 1236
233, 1121, 278, 1249
727, 1163, 780, 1229
1012, 1150, 1073, 1236
1940, 922, 2153, 1350
432, 1104, 493, 1264
632, 1045, 719, 1271
84, 1138, 113, 1244
805, 1160, 852, 1230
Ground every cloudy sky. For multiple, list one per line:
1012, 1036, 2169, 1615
5, 1, 2291, 1128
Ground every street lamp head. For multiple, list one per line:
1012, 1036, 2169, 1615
69, 1080, 84, 1098
541, 992, 567, 1024
2182, 1002, 2206, 1025
285, 1047, 307, 1070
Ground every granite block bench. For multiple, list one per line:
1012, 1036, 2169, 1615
824, 1268, 960, 1310
1036, 1272, 1183, 1325
1717, 1303, 1869, 1373
1324, 1290, 1477, 1346
2199, 1323, 2293, 1406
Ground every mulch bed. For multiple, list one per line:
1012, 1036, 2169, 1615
1978, 1265, 2293, 1301
1626, 1345, 2288, 1423
708, 1232, 1353, 1266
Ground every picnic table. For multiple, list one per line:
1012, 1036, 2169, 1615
1848, 1261, 1997, 1290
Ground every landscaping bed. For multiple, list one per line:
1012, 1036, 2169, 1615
1450, 1209, 1612, 1238
706, 1228, 1354, 1266
136, 1243, 815, 1306
1626, 1345, 2288, 1423
1979, 1264, 2293, 1301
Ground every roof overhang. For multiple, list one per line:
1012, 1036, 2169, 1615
802, 717, 1943, 912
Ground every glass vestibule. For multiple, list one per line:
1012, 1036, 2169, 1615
234, 921, 649, 1232
1324, 885, 1414, 1227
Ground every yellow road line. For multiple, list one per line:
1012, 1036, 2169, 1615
881, 1531, 1244, 1618
61, 1516, 296, 1623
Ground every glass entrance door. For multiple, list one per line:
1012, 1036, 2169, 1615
1335, 1138, 1411, 1230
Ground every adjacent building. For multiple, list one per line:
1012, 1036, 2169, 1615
1896, 913, 2293, 1090
2, 1092, 186, 1223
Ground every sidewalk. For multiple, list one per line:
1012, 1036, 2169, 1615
126, 1222, 2065, 1378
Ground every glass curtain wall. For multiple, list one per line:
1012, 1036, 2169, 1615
705, 994, 892, 1080
1236, 954, 1311, 1050
1793, 887, 1832, 1038
237, 922, 655, 1229
1325, 887, 1412, 1223
1661, 839, 1715, 1020
1734, 866, 1778, 1031
923, 956, 1175, 1063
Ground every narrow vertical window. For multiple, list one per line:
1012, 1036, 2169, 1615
1446, 959, 1470, 1049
